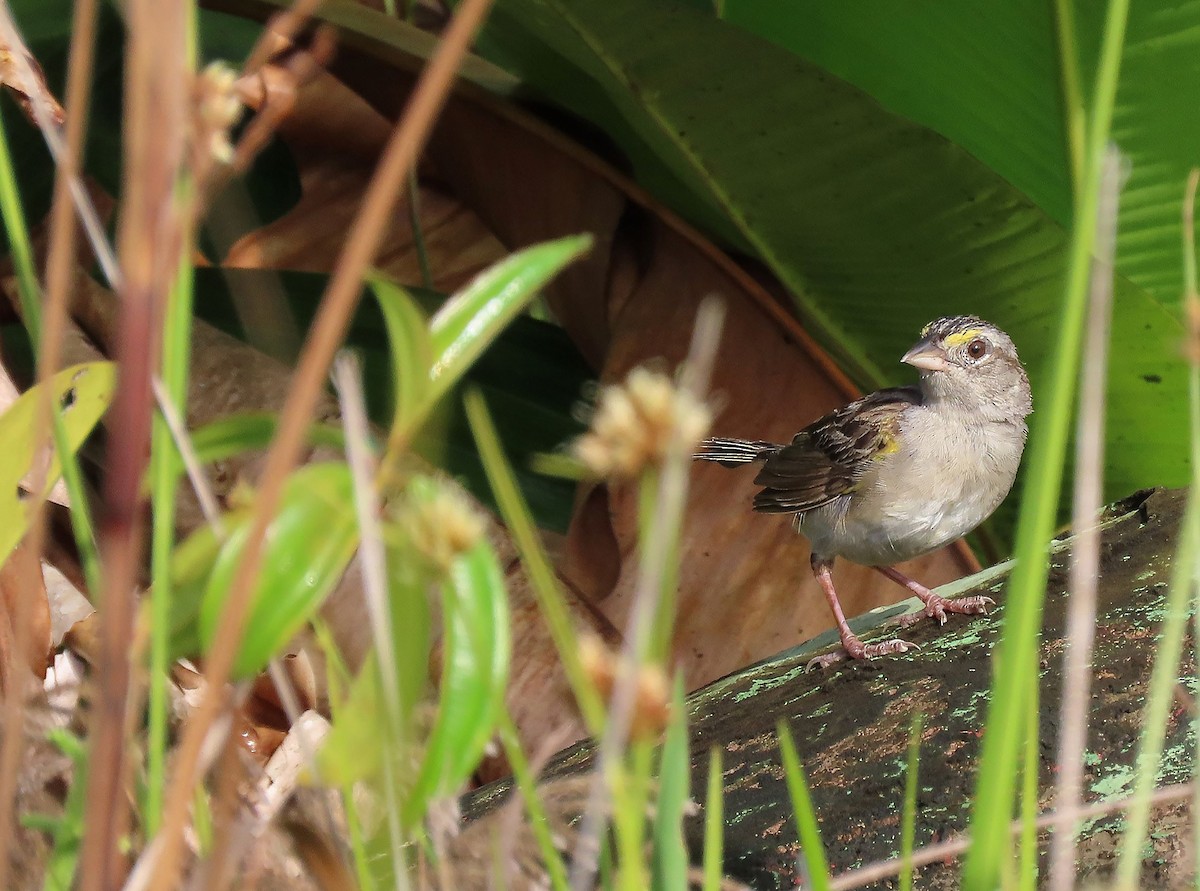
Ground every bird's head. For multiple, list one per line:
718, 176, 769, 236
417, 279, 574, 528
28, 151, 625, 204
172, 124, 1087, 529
902, 315, 1032, 421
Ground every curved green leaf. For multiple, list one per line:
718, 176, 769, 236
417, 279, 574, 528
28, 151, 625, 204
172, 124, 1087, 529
167, 513, 233, 658
386, 529, 433, 734
188, 412, 347, 465
197, 463, 360, 679
402, 513, 510, 827
0, 362, 114, 565
367, 275, 433, 442
318, 508, 436, 791
318, 485, 509, 813
427, 234, 593, 407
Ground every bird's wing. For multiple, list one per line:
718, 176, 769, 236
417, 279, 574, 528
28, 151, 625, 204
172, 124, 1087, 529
751, 387, 922, 514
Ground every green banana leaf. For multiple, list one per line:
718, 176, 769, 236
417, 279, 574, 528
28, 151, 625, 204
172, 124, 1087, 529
467, 0, 1189, 521
723, 0, 1200, 308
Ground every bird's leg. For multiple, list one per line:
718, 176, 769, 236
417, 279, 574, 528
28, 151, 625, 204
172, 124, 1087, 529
806, 556, 918, 670
875, 566, 994, 626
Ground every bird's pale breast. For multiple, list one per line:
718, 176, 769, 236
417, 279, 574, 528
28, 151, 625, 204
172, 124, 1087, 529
798, 404, 1026, 566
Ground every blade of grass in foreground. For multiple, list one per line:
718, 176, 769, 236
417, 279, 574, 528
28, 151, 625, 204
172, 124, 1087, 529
1114, 173, 1200, 889
651, 681, 690, 891
777, 722, 831, 891
496, 709, 570, 891
703, 746, 724, 891
147, 236, 197, 835
899, 713, 923, 891
465, 387, 604, 732
1185, 168, 1200, 891
960, 0, 1131, 883
1017, 683, 1039, 890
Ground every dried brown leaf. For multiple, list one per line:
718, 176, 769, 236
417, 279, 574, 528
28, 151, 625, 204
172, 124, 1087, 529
0, 539, 51, 696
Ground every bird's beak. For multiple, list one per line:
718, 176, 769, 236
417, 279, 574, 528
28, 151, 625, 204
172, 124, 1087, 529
901, 340, 950, 372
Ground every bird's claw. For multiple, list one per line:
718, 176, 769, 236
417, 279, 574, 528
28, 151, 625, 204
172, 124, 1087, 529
897, 593, 995, 629
924, 593, 994, 623
805, 636, 919, 671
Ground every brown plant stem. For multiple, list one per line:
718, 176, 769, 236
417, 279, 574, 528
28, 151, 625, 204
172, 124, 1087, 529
143, 0, 495, 887
78, 0, 188, 887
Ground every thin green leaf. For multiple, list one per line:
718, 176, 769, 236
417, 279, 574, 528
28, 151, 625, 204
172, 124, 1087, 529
197, 462, 360, 678
0, 362, 114, 566
652, 679, 690, 891
1114, 478, 1200, 887
963, 0, 1131, 880
776, 721, 830, 891
497, 709, 570, 891
384, 522, 433, 740
899, 714, 922, 891
702, 746, 724, 891
148, 211, 198, 835
367, 275, 433, 444
317, 651, 387, 788
427, 234, 592, 407
39, 728, 89, 891
189, 412, 346, 465
403, 528, 511, 827
464, 388, 604, 733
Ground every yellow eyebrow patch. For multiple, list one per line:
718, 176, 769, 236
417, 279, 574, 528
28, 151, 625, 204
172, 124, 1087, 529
943, 328, 984, 348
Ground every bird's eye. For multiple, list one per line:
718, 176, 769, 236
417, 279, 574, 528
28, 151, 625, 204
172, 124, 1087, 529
966, 338, 989, 361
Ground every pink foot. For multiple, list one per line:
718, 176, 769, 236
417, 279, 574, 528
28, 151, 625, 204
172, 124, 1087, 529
806, 635, 919, 671
898, 593, 995, 628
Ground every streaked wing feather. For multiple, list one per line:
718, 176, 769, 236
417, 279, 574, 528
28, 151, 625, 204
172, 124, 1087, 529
752, 387, 921, 514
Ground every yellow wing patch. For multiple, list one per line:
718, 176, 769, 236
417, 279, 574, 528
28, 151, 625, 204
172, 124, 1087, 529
872, 429, 901, 458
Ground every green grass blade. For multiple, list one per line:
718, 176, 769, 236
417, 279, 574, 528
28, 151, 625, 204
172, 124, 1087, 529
1114, 493, 1200, 885
1018, 681, 1039, 890
147, 240, 195, 834
961, 0, 1131, 883
702, 746, 724, 891
188, 412, 346, 463
651, 680, 690, 891
777, 721, 831, 891
403, 521, 511, 827
898, 713, 923, 891
1185, 169, 1200, 891
496, 709, 570, 891
464, 387, 604, 731
366, 275, 432, 446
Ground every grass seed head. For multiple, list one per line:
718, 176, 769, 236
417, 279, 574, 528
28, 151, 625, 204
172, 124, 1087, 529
195, 61, 243, 164
574, 366, 711, 479
405, 483, 485, 572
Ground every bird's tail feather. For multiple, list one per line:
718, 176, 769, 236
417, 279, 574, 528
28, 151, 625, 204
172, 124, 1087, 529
694, 437, 782, 467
